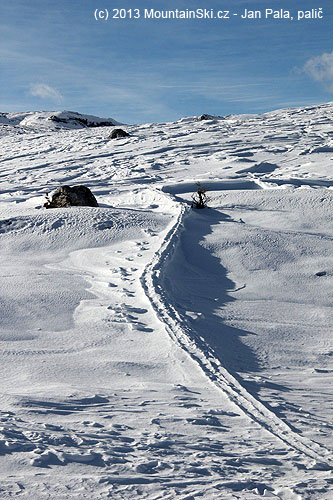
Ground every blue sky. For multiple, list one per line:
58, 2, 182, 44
1, 0, 333, 123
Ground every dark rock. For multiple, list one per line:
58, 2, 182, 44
198, 114, 211, 121
49, 113, 117, 128
198, 113, 224, 121
44, 185, 98, 209
109, 128, 129, 139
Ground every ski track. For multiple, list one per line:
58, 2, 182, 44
140, 200, 333, 468
1, 105, 333, 498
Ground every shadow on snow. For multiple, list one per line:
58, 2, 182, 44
162, 207, 262, 390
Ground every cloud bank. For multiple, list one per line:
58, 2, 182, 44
303, 52, 333, 92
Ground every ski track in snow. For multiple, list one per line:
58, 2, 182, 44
141, 203, 332, 465
0, 105, 332, 498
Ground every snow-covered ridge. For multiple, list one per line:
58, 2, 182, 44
1, 101, 332, 134
177, 101, 333, 124
0, 110, 122, 130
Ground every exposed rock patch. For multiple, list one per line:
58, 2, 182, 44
49, 115, 116, 128
109, 128, 130, 139
44, 185, 98, 209
197, 114, 224, 121
198, 114, 212, 121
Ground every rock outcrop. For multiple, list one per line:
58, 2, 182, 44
198, 114, 215, 121
109, 128, 130, 139
48, 111, 120, 128
44, 185, 98, 208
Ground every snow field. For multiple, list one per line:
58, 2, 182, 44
0, 104, 332, 498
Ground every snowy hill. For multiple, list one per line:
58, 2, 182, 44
0, 110, 121, 131
0, 103, 332, 499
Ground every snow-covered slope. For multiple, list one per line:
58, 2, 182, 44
0, 110, 122, 130
0, 103, 332, 499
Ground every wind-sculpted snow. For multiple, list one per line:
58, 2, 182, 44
0, 103, 332, 498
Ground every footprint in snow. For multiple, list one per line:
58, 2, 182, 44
119, 267, 131, 276
134, 325, 153, 333
124, 312, 138, 321
124, 306, 148, 315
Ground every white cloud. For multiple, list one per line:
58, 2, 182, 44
303, 52, 333, 92
29, 83, 63, 101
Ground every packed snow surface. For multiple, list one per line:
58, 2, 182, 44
0, 103, 332, 499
